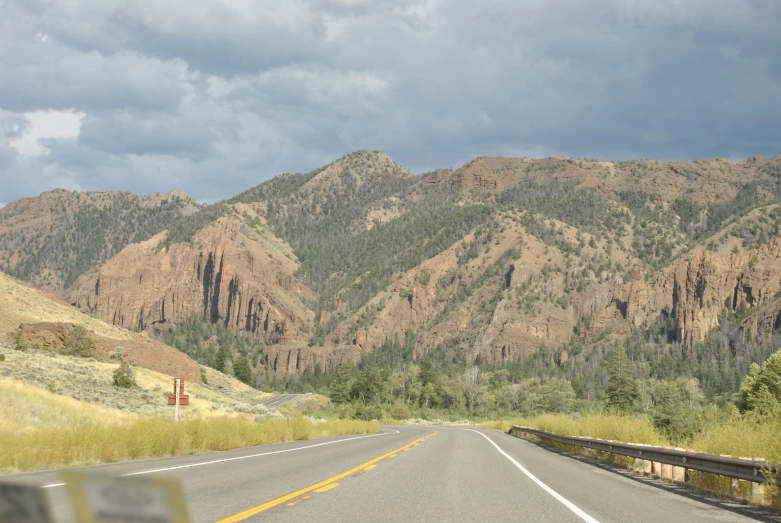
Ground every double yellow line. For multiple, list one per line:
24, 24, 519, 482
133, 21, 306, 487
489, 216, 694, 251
217, 431, 438, 522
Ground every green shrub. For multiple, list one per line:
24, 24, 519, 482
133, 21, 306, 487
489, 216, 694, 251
113, 363, 137, 388
200, 369, 208, 384
391, 401, 411, 420
0, 354, 5, 362
13, 332, 27, 350
63, 326, 94, 357
233, 356, 254, 386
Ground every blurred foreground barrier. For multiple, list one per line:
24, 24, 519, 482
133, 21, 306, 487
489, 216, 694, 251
509, 425, 781, 489
0, 481, 53, 523
0, 473, 191, 523
63, 471, 191, 523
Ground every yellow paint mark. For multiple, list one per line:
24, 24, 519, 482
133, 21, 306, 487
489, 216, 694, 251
314, 483, 340, 493
216, 431, 438, 522
286, 496, 311, 507
364, 465, 376, 471
388, 454, 397, 458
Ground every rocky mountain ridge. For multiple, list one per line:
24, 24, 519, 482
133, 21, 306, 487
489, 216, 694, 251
4, 150, 781, 377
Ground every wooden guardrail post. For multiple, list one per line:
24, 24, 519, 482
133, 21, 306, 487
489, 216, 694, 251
672, 466, 686, 482
750, 482, 766, 504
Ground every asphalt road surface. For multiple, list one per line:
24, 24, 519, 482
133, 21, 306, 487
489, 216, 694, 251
257, 394, 303, 409
7, 426, 780, 523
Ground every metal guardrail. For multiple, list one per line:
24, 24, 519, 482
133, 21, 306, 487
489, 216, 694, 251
509, 425, 781, 486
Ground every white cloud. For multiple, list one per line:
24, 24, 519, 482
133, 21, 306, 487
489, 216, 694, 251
9, 110, 84, 156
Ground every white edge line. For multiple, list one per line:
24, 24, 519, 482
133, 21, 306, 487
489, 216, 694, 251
462, 429, 600, 523
41, 429, 400, 489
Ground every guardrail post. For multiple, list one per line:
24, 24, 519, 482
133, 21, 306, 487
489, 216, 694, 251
672, 466, 686, 482
750, 482, 765, 504
633, 459, 652, 474
651, 462, 662, 476
661, 464, 673, 479
730, 478, 739, 497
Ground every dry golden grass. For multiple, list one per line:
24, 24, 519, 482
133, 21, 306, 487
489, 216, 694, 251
484, 414, 664, 445
690, 416, 781, 463
0, 379, 378, 473
0, 379, 133, 431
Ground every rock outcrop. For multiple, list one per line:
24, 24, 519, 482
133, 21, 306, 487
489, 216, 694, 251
740, 298, 781, 343
67, 214, 315, 344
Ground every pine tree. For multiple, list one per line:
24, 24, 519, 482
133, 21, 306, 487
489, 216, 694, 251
329, 363, 352, 404
214, 345, 230, 373
605, 346, 635, 412
233, 356, 254, 386
419, 356, 436, 387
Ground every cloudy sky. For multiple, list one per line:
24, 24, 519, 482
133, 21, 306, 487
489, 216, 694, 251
1, 0, 780, 205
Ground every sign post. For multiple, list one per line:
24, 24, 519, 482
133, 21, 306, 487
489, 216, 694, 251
167, 378, 188, 420
174, 378, 180, 423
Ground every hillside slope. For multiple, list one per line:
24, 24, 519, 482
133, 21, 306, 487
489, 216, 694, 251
0, 189, 200, 290
0, 270, 209, 384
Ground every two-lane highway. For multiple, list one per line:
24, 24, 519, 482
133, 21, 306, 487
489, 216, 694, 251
258, 394, 303, 410
6, 426, 779, 522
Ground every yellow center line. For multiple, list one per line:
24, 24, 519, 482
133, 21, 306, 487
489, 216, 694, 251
215, 431, 438, 523
314, 483, 340, 493
364, 465, 376, 471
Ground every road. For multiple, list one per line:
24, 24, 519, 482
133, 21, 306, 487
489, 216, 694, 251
6, 426, 780, 523
257, 394, 303, 409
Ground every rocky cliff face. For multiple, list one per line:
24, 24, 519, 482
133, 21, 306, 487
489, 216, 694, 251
584, 239, 781, 350
67, 213, 315, 345
740, 298, 781, 343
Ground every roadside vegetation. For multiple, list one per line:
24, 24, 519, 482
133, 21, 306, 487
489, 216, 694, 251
0, 379, 378, 473
481, 349, 781, 465
295, 334, 781, 464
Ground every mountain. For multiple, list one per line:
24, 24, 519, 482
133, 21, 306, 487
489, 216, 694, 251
6, 151, 781, 380
0, 189, 200, 290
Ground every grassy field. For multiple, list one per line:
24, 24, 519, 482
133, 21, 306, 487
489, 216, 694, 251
0, 379, 379, 473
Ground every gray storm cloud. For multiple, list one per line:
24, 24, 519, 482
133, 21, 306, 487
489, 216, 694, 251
0, 0, 779, 203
